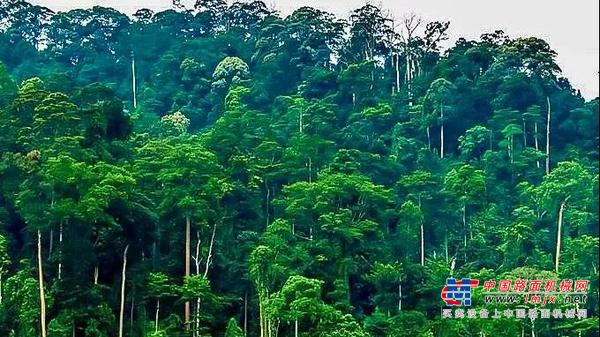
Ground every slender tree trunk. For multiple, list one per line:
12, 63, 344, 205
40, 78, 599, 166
118, 245, 129, 337
129, 291, 135, 337
406, 49, 412, 105
555, 198, 569, 273
265, 181, 270, 227
48, 229, 53, 260
509, 135, 514, 163
155, 299, 160, 333
244, 291, 248, 337
94, 266, 99, 285
0, 272, 3, 304
426, 127, 431, 151
193, 232, 202, 337
294, 319, 298, 337
185, 216, 191, 328
534, 122, 540, 168
258, 294, 264, 337
58, 221, 63, 280
195, 298, 201, 337
132, 51, 137, 109
545, 96, 551, 175
398, 283, 402, 312
462, 204, 467, 262
395, 53, 400, 93
420, 223, 425, 266
444, 233, 449, 263
522, 118, 527, 147
38, 230, 47, 337
440, 103, 444, 158
204, 224, 217, 278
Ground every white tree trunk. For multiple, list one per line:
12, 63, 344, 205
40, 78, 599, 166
395, 53, 400, 93
58, 221, 63, 280
294, 319, 298, 337
185, 216, 191, 328
118, 245, 129, 337
420, 223, 425, 266
204, 224, 217, 278
555, 198, 569, 273
38, 230, 47, 337
426, 127, 431, 151
398, 284, 402, 312
155, 299, 160, 333
131, 51, 137, 109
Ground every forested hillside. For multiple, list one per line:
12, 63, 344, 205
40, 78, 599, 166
0, 1, 598, 336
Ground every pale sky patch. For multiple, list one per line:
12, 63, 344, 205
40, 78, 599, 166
29, 0, 599, 99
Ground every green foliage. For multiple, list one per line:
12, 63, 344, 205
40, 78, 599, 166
224, 317, 244, 337
0, 2, 597, 337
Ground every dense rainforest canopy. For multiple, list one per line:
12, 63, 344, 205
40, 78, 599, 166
0, 1, 598, 336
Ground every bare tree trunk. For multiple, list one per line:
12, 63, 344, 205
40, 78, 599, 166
259, 295, 264, 337
522, 118, 527, 147
204, 224, 217, 278
244, 291, 248, 337
440, 103, 444, 158
462, 204, 467, 262
185, 216, 191, 328
58, 221, 63, 280
510, 135, 514, 163
38, 230, 47, 337
265, 181, 270, 227
398, 284, 402, 312
118, 245, 129, 337
48, 229, 53, 260
308, 157, 312, 183
534, 122, 540, 168
0, 273, 3, 304
420, 223, 425, 266
445, 233, 449, 263
395, 53, 400, 93
155, 299, 160, 333
426, 127, 431, 151
545, 96, 551, 175
193, 232, 202, 337
294, 319, 298, 337
131, 51, 137, 109
406, 52, 412, 105
129, 292, 135, 337
555, 198, 569, 273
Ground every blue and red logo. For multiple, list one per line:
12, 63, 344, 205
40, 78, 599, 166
441, 278, 479, 306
